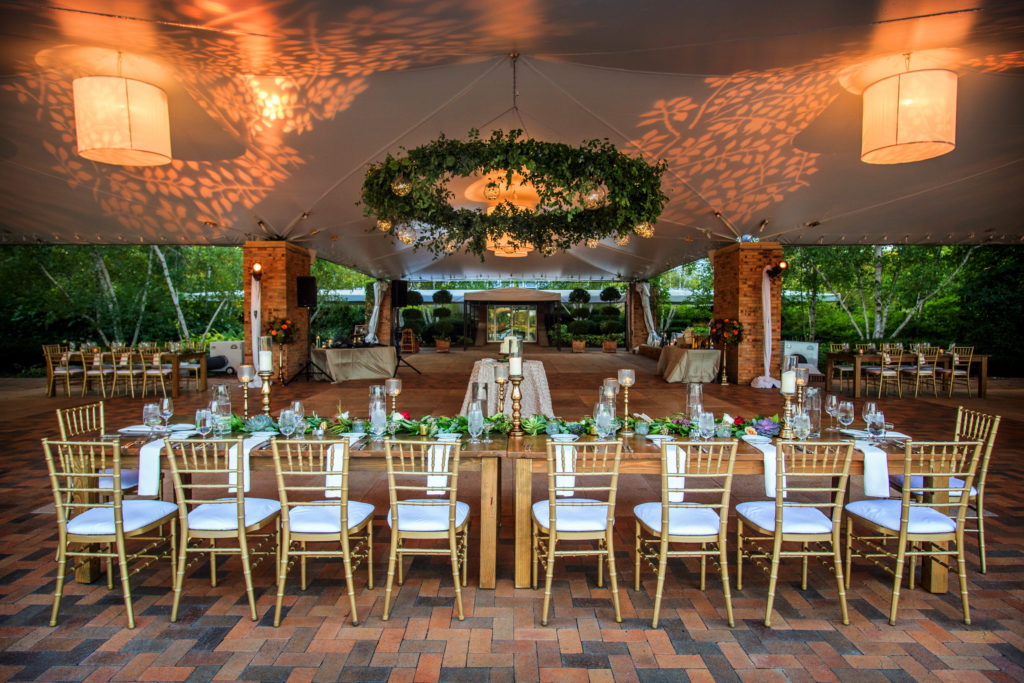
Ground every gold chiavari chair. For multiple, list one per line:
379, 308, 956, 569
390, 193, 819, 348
889, 408, 1000, 574
736, 440, 853, 627
165, 437, 281, 622
111, 349, 144, 398
854, 343, 874, 354
845, 440, 983, 625
56, 401, 140, 494
634, 440, 737, 627
141, 351, 173, 398
937, 346, 975, 397
382, 438, 468, 621
899, 346, 940, 397
826, 343, 854, 393
533, 440, 623, 626
271, 438, 375, 626
81, 349, 114, 398
863, 352, 902, 398
43, 439, 177, 628
45, 346, 83, 397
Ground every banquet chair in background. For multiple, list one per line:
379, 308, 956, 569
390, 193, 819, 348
900, 347, 940, 397
855, 343, 874, 354
271, 438, 374, 626
888, 407, 1000, 574
45, 346, 82, 397
937, 346, 975, 397
141, 351, 173, 398
634, 440, 737, 627
110, 349, 144, 398
845, 440, 982, 625
43, 439, 177, 629
165, 437, 281, 622
81, 350, 114, 398
382, 438, 468, 621
533, 440, 623, 626
864, 352, 902, 398
736, 440, 853, 627
826, 343, 853, 393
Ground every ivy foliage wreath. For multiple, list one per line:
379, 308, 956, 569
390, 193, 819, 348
361, 129, 668, 260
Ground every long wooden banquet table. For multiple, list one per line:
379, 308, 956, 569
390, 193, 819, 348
97, 433, 952, 598
825, 351, 989, 398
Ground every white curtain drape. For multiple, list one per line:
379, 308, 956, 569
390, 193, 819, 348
750, 266, 780, 388
364, 280, 388, 344
249, 275, 264, 388
639, 282, 660, 346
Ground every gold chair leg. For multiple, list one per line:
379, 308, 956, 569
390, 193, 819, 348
597, 540, 603, 588
49, 540, 67, 627
274, 534, 289, 627
209, 538, 217, 587
106, 544, 114, 590
382, 532, 399, 621
651, 538, 668, 628
115, 537, 135, 629
171, 532, 189, 622
366, 522, 375, 589
801, 542, 808, 590
541, 531, 557, 626
832, 530, 849, 625
461, 524, 469, 588
606, 530, 622, 623
976, 497, 987, 574
238, 532, 258, 622
700, 543, 707, 591
719, 539, 735, 628
764, 534, 783, 627
888, 537, 908, 626
300, 541, 307, 590
956, 531, 971, 625
342, 549, 359, 626
633, 521, 642, 592
449, 530, 464, 621
735, 522, 744, 591
845, 518, 853, 590
531, 520, 539, 590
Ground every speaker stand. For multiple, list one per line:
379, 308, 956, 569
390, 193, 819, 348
285, 304, 330, 384
392, 309, 421, 376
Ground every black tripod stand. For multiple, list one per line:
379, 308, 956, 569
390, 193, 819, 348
392, 311, 421, 376
286, 302, 330, 384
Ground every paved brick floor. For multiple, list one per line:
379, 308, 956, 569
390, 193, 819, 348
2, 348, 1023, 682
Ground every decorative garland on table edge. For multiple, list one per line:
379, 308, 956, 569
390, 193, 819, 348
361, 129, 668, 260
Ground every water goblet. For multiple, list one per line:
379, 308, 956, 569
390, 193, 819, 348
369, 401, 387, 442
825, 394, 839, 431
792, 412, 811, 440
159, 397, 174, 433
143, 403, 162, 439
290, 401, 304, 420
866, 412, 886, 445
195, 409, 214, 438
594, 402, 614, 438
837, 401, 855, 430
698, 411, 715, 441
862, 401, 878, 426
467, 401, 484, 444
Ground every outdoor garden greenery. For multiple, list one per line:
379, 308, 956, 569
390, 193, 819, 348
361, 129, 668, 259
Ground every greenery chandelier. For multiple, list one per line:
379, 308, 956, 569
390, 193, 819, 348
361, 129, 668, 260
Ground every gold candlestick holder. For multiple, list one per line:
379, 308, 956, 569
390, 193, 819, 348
496, 378, 507, 415
259, 371, 272, 416
619, 385, 633, 437
277, 346, 286, 384
241, 384, 250, 420
779, 392, 795, 439
720, 348, 729, 386
795, 383, 806, 415
508, 375, 524, 437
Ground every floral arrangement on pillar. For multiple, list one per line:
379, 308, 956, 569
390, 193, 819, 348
264, 317, 297, 382
710, 318, 744, 385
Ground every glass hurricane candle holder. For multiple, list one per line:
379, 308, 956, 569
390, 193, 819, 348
385, 378, 402, 415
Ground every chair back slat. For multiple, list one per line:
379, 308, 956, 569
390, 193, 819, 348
544, 440, 622, 523
272, 439, 351, 531
903, 440, 983, 522
42, 439, 122, 530
57, 401, 105, 440
384, 439, 462, 523
954, 407, 999, 492
775, 441, 854, 524
165, 438, 244, 510
660, 440, 736, 517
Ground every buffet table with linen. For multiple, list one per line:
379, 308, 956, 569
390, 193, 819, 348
311, 346, 397, 383
657, 346, 722, 383
458, 358, 554, 417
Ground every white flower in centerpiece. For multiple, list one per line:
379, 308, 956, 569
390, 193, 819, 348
721, 413, 733, 425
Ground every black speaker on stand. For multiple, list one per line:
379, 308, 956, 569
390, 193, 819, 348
287, 276, 330, 384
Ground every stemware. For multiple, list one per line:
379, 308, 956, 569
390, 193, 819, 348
594, 401, 614, 438
278, 410, 297, 439
369, 400, 387, 442
687, 383, 703, 421
159, 397, 174, 433
698, 411, 715, 441
290, 401, 304, 420
862, 401, 878, 426
837, 401, 855, 430
143, 403, 162, 439
825, 394, 839, 431
195, 408, 214, 438
866, 411, 886, 445
792, 412, 811, 440
473, 383, 492, 443
467, 401, 484, 444
290, 401, 305, 437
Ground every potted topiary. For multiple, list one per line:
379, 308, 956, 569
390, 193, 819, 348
600, 319, 620, 353
599, 285, 621, 303
568, 319, 589, 353
432, 289, 453, 305
434, 320, 453, 352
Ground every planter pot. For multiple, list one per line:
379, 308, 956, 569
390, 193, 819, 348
571, 340, 586, 353
602, 340, 617, 353
435, 340, 451, 353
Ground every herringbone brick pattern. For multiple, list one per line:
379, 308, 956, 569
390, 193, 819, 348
2, 348, 1023, 682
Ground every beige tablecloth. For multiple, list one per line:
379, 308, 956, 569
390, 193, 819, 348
312, 347, 397, 383
459, 359, 554, 418
659, 347, 721, 383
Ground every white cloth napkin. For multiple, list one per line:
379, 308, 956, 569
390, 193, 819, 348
554, 444, 576, 496
842, 429, 911, 440
228, 436, 267, 493
744, 435, 785, 498
427, 444, 454, 496
138, 439, 164, 497
665, 444, 686, 502
325, 436, 361, 498
855, 441, 890, 497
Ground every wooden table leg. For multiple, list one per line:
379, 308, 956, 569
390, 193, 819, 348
171, 355, 181, 399
199, 355, 208, 394
978, 357, 987, 398
74, 487, 101, 583
921, 476, 949, 593
514, 457, 534, 588
853, 356, 863, 397
478, 457, 498, 589
825, 356, 834, 393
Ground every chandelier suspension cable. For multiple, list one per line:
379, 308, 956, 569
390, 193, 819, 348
510, 51, 529, 137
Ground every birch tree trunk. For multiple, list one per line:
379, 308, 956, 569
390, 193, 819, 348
131, 248, 154, 346
890, 246, 978, 337
152, 245, 191, 340
92, 247, 124, 342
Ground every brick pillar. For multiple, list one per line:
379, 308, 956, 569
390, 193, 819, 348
711, 242, 783, 384
372, 281, 393, 346
626, 282, 650, 351
243, 241, 312, 381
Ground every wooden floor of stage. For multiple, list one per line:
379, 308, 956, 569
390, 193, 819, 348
2, 346, 1024, 681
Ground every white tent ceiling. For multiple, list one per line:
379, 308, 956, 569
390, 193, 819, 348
0, 1, 1022, 280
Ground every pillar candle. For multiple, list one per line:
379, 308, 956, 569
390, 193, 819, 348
509, 356, 523, 376
259, 350, 274, 371
780, 370, 796, 394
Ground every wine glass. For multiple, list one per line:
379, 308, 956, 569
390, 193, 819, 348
143, 403, 162, 439
792, 412, 811, 440
195, 408, 214, 438
825, 394, 839, 431
467, 401, 484, 444
290, 401, 304, 420
862, 401, 878, 426
837, 401, 855, 430
866, 411, 886, 445
277, 410, 296, 439
698, 411, 715, 441
159, 397, 174, 433
473, 384, 492, 443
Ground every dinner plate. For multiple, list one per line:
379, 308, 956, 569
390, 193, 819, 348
118, 425, 152, 435
168, 430, 199, 440
548, 434, 578, 442
436, 433, 461, 440
247, 431, 277, 439
645, 434, 673, 442
743, 434, 772, 445
337, 432, 367, 439
169, 423, 195, 431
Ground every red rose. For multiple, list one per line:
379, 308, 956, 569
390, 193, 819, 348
270, 330, 277, 336
734, 416, 744, 425
401, 411, 410, 419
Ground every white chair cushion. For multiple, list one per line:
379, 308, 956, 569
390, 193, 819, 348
287, 500, 375, 534
736, 501, 833, 534
888, 475, 976, 497
846, 499, 956, 534
99, 468, 140, 491
633, 502, 720, 536
187, 497, 280, 531
53, 367, 83, 374
834, 364, 853, 371
67, 500, 176, 536
387, 499, 469, 532
532, 498, 609, 532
